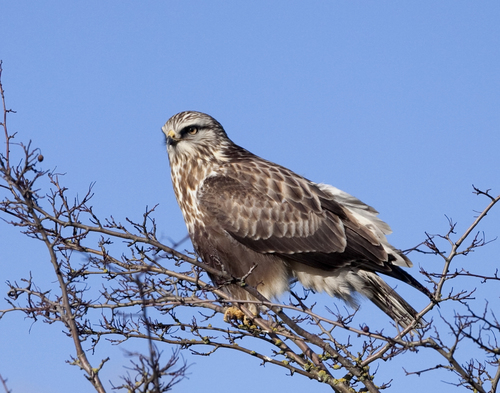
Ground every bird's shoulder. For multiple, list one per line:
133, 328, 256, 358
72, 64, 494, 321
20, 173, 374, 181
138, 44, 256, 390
204, 150, 334, 215
197, 150, 401, 265
196, 152, 351, 250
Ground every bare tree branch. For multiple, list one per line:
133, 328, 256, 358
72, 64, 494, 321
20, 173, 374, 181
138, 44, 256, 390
1, 61, 499, 392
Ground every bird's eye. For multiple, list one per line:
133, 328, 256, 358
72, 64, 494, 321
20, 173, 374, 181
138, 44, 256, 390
187, 126, 198, 135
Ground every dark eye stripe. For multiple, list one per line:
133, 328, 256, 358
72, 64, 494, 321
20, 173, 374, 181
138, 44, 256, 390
180, 125, 199, 136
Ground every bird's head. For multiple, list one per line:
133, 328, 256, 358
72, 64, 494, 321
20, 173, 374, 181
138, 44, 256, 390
162, 111, 230, 165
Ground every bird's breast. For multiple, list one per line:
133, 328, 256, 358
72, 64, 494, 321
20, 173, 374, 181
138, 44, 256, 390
170, 160, 216, 235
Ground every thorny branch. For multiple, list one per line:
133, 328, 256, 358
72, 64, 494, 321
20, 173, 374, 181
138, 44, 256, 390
1, 61, 500, 392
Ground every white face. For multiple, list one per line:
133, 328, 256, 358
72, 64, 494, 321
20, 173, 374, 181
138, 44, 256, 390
162, 120, 200, 158
162, 111, 227, 164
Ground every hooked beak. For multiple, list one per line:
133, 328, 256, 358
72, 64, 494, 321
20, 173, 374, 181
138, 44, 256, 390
166, 129, 179, 147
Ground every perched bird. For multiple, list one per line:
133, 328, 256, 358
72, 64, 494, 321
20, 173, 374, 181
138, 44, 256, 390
163, 111, 430, 327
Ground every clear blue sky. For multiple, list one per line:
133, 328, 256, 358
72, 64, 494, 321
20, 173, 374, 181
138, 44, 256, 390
1, 2, 499, 392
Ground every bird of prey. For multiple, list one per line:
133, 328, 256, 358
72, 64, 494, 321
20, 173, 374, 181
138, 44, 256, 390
163, 111, 430, 327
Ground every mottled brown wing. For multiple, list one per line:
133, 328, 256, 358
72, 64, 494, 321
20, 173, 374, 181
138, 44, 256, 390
198, 161, 388, 266
198, 174, 347, 254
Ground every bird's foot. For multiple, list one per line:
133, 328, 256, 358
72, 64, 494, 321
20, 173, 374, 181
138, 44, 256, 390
223, 306, 253, 326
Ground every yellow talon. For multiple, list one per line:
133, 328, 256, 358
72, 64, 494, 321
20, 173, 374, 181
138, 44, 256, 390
224, 306, 251, 325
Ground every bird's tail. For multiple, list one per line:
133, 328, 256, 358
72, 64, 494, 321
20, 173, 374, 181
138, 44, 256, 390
359, 270, 425, 329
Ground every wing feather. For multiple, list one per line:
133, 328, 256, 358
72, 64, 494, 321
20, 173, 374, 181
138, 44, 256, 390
198, 159, 401, 271
199, 173, 346, 255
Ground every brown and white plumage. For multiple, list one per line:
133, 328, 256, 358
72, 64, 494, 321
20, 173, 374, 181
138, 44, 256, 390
163, 111, 429, 327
